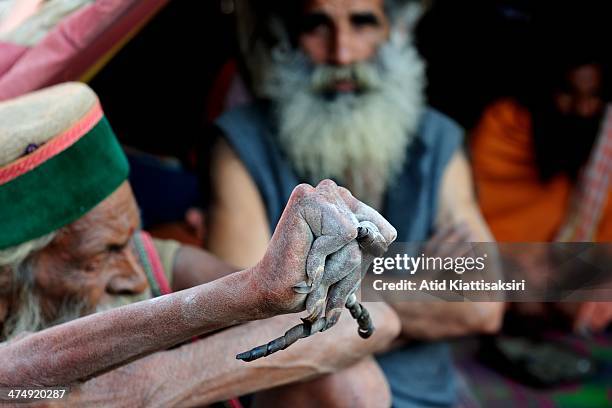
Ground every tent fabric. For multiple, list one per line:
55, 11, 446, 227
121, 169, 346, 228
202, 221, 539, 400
0, 0, 169, 101
0, 0, 92, 45
0, 0, 45, 37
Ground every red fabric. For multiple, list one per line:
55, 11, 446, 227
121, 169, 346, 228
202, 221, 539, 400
0, 42, 28, 76
206, 60, 238, 122
138, 231, 171, 296
55, 0, 170, 83
139, 231, 244, 408
471, 100, 612, 241
557, 104, 612, 240
0, 0, 169, 101
0, 101, 102, 185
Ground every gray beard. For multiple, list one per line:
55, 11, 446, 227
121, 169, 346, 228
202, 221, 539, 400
2, 288, 135, 341
2, 283, 86, 341
261, 41, 426, 208
1, 258, 133, 341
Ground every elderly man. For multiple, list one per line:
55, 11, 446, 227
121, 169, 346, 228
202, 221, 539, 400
206, 1, 504, 406
0, 83, 401, 406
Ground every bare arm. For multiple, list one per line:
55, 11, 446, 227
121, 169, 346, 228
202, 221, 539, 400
436, 151, 494, 241
391, 151, 504, 340
206, 138, 270, 268
66, 303, 401, 407
0, 268, 267, 387
390, 301, 502, 340
2, 181, 398, 387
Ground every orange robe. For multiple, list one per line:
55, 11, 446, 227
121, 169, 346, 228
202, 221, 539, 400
470, 100, 612, 242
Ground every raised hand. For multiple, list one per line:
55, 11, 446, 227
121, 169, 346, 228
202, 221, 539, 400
238, 180, 396, 361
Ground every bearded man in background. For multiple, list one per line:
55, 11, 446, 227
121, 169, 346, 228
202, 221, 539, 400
205, 0, 503, 406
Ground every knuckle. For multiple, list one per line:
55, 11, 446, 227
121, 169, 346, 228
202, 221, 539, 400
346, 244, 362, 267
292, 183, 315, 198
316, 179, 337, 190
337, 186, 352, 196
290, 184, 316, 210
339, 224, 358, 241
384, 224, 398, 243
324, 211, 357, 241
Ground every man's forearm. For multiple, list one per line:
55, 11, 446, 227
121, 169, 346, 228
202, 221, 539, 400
392, 301, 503, 340
0, 268, 269, 387
67, 303, 401, 407
411, 151, 504, 341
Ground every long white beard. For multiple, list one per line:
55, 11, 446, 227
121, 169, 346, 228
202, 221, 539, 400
261, 41, 426, 207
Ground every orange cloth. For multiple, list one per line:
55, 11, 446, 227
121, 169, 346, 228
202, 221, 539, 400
470, 100, 612, 242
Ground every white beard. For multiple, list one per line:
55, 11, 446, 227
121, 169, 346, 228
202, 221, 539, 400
2, 285, 86, 341
261, 41, 426, 207
2, 263, 132, 341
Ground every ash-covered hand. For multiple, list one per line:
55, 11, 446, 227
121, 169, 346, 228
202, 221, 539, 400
240, 180, 396, 361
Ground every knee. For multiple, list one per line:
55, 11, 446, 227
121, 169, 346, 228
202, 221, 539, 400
316, 357, 391, 408
252, 357, 391, 408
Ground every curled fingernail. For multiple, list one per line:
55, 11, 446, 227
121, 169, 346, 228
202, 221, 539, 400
324, 309, 342, 330
293, 281, 312, 294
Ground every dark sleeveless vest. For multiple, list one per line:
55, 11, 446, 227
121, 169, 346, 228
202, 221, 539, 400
216, 101, 463, 407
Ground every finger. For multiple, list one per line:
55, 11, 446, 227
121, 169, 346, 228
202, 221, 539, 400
235, 316, 328, 362
315, 179, 339, 191
345, 295, 375, 339
304, 281, 328, 323
425, 224, 456, 252
314, 179, 348, 211
336, 186, 397, 245
305, 241, 360, 321
450, 222, 474, 242
324, 265, 361, 330
425, 223, 472, 257
441, 222, 472, 242
236, 322, 308, 362
357, 221, 389, 257
306, 234, 354, 291
436, 240, 474, 260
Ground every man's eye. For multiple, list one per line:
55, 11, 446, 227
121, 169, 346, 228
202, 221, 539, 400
301, 13, 329, 33
350, 13, 380, 28
107, 243, 125, 253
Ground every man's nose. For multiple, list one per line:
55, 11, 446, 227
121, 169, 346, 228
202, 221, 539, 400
329, 26, 356, 66
107, 248, 149, 295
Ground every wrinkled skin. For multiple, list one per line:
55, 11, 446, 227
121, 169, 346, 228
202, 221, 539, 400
238, 181, 394, 360
32, 182, 146, 321
1, 178, 397, 391
10, 179, 394, 333
299, 0, 390, 70
254, 179, 396, 327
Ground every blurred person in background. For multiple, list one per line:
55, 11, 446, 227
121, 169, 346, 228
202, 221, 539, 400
205, 0, 503, 406
470, 8, 612, 333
